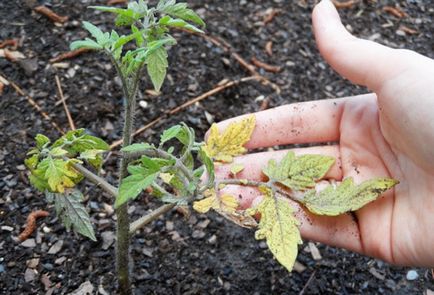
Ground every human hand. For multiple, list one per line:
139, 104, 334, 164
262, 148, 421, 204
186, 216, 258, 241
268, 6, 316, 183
212, 0, 434, 267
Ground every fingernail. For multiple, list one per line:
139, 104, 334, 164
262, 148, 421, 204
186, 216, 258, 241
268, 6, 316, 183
318, 0, 341, 24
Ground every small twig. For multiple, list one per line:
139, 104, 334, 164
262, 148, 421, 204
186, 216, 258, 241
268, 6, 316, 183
399, 25, 418, 35
110, 76, 257, 149
382, 6, 407, 18
259, 96, 270, 111
107, 0, 127, 4
1, 73, 64, 134
18, 210, 49, 241
0, 39, 18, 50
71, 162, 118, 197
0, 74, 8, 95
299, 270, 317, 295
331, 0, 359, 9
50, 48, 90, 63
55, 75, 76, 130
251, 57, 282, 73
34, 5, 69, 23
263, 8, 281, 25
265, 41, 273, 56
129, 204, 176, 234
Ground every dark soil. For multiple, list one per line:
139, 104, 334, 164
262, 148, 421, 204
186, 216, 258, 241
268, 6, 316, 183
1, 0, 433, 294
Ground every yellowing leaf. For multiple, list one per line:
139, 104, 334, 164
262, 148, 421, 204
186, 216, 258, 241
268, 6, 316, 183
263, 152, 335, 191
193, 189, 256, 228
250, 187, 302, 272
203, 115, 255, 163
192, 189, 238, 214
38, 158, 82, 193
230, 163, 244, 176
302, 178, 398, 216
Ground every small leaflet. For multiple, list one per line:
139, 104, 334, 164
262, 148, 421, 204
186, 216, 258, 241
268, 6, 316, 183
302, 178, 398, 216
193, 189, 257, 228
263, 152, 335, 191
203, 115, 255, 163
248, 187, 302, 272
116, 173, 157, 208
193, 189, 238, 214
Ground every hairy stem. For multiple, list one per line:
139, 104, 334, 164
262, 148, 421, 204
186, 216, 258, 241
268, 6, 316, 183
113, 58, 137, 295
129, 203, 176, 234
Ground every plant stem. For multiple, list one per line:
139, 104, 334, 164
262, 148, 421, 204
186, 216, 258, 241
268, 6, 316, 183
129, 203, 175, 234
113, 59, 137, 295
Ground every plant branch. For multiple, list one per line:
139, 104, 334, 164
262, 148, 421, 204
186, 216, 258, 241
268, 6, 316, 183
129, 203, 176, 234
71, 162, 118, 197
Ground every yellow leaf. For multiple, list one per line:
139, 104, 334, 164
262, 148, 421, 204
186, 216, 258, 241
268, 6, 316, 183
203, 115, 255, 163
303, 177, 398, 216
192, 195, 215, 213
251, 188, 302, 272
193, 189, 239, 215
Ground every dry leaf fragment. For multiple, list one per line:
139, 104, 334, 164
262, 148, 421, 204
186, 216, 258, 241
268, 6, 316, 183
331, 0, 359, 9
50, 48, 90, 63
0, 39, 18, 50
0, 49, 25, 61
265, 41, 273, 56
34, 6, 69, 23
18, 210, 50, 241
383, 6, 407, 18
107, 0, 127, 4
203, 115, 256, 163
251, 57, 282, 73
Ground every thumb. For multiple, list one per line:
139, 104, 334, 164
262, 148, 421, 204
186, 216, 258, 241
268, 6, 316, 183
312, 0, 417, 92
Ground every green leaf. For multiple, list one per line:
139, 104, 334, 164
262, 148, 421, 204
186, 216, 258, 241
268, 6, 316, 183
29, 169, 50, 192
89, 6, 141, 26
162, 2, 205, 27
302, 178, 398, 216
146, 46, 168, 92
193, 166, 205, 179
121, 143, 152, 153
160, 125, 182, 145
116, 173, 157, 208
198, 147, 215, 186
263, 152, 335, 191
54, 189, 96, 241
49, 147, 68, 157
25, 154, 40, 170
249, 188, 302, 272
70, 39, 103, 51
131, 24, 145, 47
35, 134, 50, 149
79, 149, 106, 170
53, 129, 109, 156
159, 15, 204, 33
82, 21, 110, 46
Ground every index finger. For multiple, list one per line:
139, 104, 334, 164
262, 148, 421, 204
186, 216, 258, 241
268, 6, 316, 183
213, 94, 375, 149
